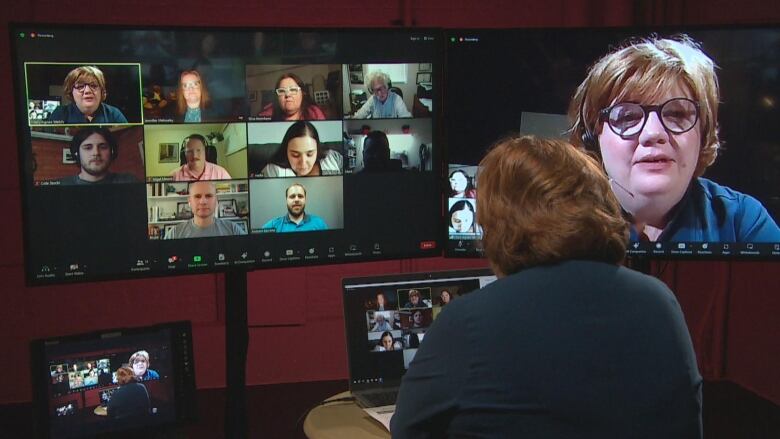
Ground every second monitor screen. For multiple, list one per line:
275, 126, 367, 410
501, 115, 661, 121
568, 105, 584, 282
444, 27, 780, 259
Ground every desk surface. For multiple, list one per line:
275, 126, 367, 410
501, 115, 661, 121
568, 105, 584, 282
303, 391, 390, 439
0, 381, 772, 438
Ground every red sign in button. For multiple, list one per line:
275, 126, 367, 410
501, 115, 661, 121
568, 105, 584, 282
419, 241, 437, 250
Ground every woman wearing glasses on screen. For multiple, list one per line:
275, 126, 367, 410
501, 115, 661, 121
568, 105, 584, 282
129, 350, 159, 382
175, 70, 212, 123
569, 35, 780, 243
257, 73, 325, 121
48, 66, 128, 124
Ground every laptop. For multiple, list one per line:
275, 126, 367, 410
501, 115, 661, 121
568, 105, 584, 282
342, 268, 497, 409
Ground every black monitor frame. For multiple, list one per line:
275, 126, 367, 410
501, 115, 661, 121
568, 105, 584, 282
11, 23, 445, 286
442, 25, 780, 260
342, 267, 496, 392
29, 320, 197, 439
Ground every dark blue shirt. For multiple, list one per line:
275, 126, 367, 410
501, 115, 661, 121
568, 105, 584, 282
48, 102, 128, 124
137, 369, 159, 382
262, 213, 328, 232
630, 178, 780, 242
107, 382, 150, 420
391, 260, 702, 438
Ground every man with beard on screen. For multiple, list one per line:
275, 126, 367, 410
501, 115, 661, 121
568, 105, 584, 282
262, 183, 328, 232
58, 127, 138, 185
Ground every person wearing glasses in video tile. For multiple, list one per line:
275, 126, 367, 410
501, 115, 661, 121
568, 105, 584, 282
129, 350, 159, 382
351, 70, 411, 119
570, 35, 780, 243
258, 73, 326, 121
48, 66, 128, 124
176, 69, 212, 123
171, 134, 232, 181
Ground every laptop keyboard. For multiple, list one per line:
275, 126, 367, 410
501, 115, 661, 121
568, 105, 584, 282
360, 390, 399, 407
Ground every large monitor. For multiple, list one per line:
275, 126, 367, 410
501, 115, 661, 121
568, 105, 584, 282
30, 321, 196, 439
11, 25, 443, 284
444, 26, 780, 259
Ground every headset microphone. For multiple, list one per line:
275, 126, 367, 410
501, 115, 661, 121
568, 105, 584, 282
582, 122, 635, 198
579, 90, 634, 199
608, 177, 635, 198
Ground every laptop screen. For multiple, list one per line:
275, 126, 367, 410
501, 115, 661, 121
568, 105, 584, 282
342, 268, 496, 392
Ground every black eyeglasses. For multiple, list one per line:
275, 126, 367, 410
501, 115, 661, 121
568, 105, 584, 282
73, 82, 101, 92
599, 98, 700, 138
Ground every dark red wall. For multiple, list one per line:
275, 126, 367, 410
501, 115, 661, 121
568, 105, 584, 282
1, 0, 778, 405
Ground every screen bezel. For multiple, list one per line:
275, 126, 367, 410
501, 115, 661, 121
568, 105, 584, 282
29, 320, 197, 439
442, 24, 780, 261
342, 267, 495, 392
10, 23, 446, 285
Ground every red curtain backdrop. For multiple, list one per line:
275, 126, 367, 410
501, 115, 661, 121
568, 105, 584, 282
0, 0, 778, 404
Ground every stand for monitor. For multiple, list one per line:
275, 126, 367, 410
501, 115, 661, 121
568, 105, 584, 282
627, 255, 652, 275
225, 269, 249, 439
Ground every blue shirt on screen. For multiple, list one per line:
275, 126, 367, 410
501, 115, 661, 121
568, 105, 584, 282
262, 213, 328, 233
48, 102, 128, 124
391, 260, 702, 437
629, 177, 780, 242
137, 369, 159, 381
352, 91, 411, 119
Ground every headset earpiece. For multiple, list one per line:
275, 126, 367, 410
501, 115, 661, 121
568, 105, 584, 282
578, 88, 634, 198
581, 130, 597, 150
182, 134, 209, 150
70, 128, 119, 163
108, 140, 118, 161
578, 88, 599, 151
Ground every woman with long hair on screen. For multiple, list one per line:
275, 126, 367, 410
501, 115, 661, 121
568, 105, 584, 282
392, 135, 702, 437
258, 73, 326, 121
176, 70, 212, 122
438, 289, 452, 306
260, 121, 342, 177
449, 169, 477, 198
376, 331, 396, 352
448, 199, 477, 234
